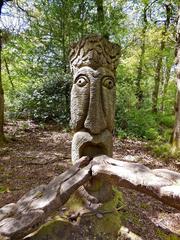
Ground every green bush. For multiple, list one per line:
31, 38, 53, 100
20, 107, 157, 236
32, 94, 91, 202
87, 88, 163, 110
159, 115, 175, 128
161, 129, 173, 142
145, 128, 159, 140
116, 129, 127, 139
152, 143, 171, 157
115, 106, 159, 140
8, 73, 71, 126
150, 142, 180, 160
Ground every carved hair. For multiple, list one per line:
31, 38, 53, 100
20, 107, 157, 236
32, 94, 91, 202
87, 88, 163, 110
70, 36, 121, 74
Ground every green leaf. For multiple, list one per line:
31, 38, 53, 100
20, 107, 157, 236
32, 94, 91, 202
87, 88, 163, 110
0, 186, 10, 194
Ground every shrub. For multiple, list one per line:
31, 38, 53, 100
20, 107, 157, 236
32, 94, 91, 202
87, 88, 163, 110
145, 128, 159, 140
116, 129, 127, 139
115, 107, 159, 140
159, 115, 175, 128
8, 73, 71, 126
152, 143, 171, 157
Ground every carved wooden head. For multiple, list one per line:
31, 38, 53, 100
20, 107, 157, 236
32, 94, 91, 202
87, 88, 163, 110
70, 36, 120, 162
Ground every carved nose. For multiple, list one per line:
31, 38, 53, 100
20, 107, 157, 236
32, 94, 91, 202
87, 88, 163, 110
84, 83, 107, 134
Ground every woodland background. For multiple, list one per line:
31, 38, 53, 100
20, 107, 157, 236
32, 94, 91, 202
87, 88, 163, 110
0, 1, 180, 239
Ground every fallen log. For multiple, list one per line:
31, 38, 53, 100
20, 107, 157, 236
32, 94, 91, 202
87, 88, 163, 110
0, 155, 180, 239
92, 155, 180, 210
0, 156, 91, 239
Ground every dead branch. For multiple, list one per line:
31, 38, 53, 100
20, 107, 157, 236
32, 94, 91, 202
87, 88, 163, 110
0, 155, 180, 239
0, 156, 91, 239
92, 155, 180, 210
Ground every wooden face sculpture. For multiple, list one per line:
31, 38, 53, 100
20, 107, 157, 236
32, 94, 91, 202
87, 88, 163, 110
70, 36, 120, 162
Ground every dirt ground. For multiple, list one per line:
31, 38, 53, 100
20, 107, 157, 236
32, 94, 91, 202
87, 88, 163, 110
0, 120, 180, 240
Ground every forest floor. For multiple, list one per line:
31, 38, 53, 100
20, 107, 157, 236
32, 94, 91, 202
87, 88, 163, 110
0, 120, 180, 240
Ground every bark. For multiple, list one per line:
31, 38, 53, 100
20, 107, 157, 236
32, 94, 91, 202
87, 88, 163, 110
172, 8, 180, 151
152, 40, 165, 112
4, 57, 14, 90
135, 0, 159, 109
0, 155, 180, 239
95, 0, 108, 39
0, 156, 91, 239
0, 1, 3, 15
60, 7, 70, 116
160, 62, 171, 112
78, 1, 86, 38
0, 26, 4, 142
135, 5, 147, 109
152, 3, 171, 112
92, 155, 180, 210
0, 1, 3, 141
0, 0, 13, 142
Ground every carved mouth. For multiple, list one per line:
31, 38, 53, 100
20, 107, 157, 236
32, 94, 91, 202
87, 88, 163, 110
80, 143, 108, 159
71, 129, 113, 162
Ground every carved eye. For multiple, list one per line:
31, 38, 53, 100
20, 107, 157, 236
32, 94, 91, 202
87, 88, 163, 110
102, 77, 114, 89
75, 77, 88, 87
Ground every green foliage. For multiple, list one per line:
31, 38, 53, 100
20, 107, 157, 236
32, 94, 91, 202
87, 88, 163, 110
152, 143, 172, 158
150, 141, 180, 160
0, 186, 9, 194
145, 128, 159, 140
156, 227, 180, 239
159, 115, 175, 129
116, 129, 128, 139
115, 106, 159, 140
1, 0, 179, 160
8, 74, 71, 125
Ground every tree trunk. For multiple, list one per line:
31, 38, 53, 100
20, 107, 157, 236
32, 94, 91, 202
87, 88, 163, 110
95, 0, 108, 39
152, 41, 164, 112
152, 3, 171, 113
60, 5, 70, 117
160, 61, 171, 112
171, 8, 180, 152
0, 5, 5, 142
4, 57, 14, 90
135, 5, 147, 109
0, 0, 12, 142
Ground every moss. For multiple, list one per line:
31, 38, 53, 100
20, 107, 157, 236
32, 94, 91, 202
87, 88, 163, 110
25, 216, 74, 240
65, 187, 123, 236
120, 200, 144, 228
121, 211, 142, 227
93, 188, 123, 235
156, 229, 180, 240
26, 188, 124, 240
64, 192, 85, 214
140, 202, 150, 210
93, 212, 120, 238
87, 177, 104, 192
103, 187, 124, 213
0, 135, 6, 144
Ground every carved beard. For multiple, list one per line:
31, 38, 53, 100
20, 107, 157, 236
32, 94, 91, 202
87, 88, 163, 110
71, 66, 115, 162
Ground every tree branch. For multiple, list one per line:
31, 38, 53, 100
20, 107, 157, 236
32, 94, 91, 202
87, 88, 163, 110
92, 155, 180, 210
14, 0, 36, 19
0, 156, 91, 239
3, 57, 14, 90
